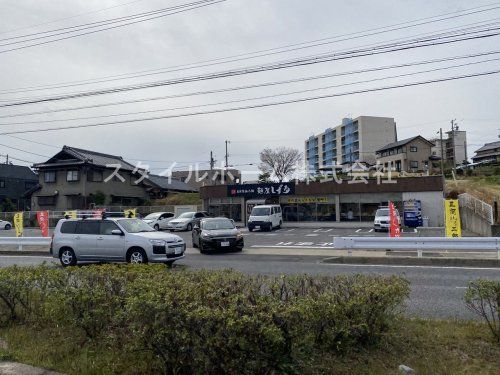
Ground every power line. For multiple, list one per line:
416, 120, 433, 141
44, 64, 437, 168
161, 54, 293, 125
1, 2, 499, 95
2, 24, 499, 108
2, 55, 498, 127
1, 69, 498, 136
0, 0, 225, 54
0, 0, 218, 44
2, 50, 497, 120
0, 0, 146, 36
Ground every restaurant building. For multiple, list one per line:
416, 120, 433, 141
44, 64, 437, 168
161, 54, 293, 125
199, 176, 445, 226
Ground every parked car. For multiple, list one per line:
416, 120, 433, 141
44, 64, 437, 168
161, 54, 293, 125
166, 211, 209, 231
192, 217, 243, 253
0, 220, 12, 230
51, 218, 186, 267
373, 208, 401, 232
143, 212, 175, 230
248, 205, 282, 231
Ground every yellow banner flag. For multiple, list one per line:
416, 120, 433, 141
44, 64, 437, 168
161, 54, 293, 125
444, 199, 462, 237
63, 211, 77, 219
124, 209, 137, 218
13, 212, 23, 237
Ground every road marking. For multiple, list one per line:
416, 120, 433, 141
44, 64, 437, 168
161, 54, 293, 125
368, 229, 374, 233
320, 261, 500, 271
455, 286, 468, 289
305, 234, 319, 237
0, 255, 51, 259
314, 229, 333, 233
355, 229, 362, 233
252, 245, 334, 249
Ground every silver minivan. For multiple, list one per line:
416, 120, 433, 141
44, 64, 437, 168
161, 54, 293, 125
51, 218, 186, 267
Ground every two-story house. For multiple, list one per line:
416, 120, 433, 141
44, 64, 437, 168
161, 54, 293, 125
376, 136, 439, 173
31, 146, 197, 211
0, 164, 38, 210
472, 141, 500, 164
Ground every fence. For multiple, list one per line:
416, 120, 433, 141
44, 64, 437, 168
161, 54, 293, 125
333, 236, 500, 259
458, 193, 494, 236
0, 205, 204, 227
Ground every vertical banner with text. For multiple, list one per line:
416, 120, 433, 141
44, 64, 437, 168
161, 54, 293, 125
444, 199, 462, 237
13, 212, 23, 237
124, 209, 137, 218
389, 201, 401, 238
63, 211, 77, 219
36, 211, 49, 237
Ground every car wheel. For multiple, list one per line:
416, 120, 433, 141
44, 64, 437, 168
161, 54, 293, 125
154, 224, 160, 231
199, 240, 207, 254
127, 248, 148, 264
187, 223, 193, 231
192, 238, 198, 248
4, 224, 11, 230
165, 260, 175, 268
277, 221, 282, 229
59, 248, 77, 267
248, 227, 253, 232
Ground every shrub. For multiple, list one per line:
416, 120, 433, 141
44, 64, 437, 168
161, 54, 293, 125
0, 265, 410, 373
464, 279, 500, 342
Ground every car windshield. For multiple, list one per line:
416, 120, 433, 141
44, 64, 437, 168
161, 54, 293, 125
144, 213, 162, 219
117, 219, 155, 233
251, 207, 270, 216
178, 212, 194, 219
202, 219, 234, 230
375, 209, 389, 217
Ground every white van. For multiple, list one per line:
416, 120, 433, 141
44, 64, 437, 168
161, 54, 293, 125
248, 205, 282, 231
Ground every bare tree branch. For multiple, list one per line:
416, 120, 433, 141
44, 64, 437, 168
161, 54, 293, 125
259, 147, 303, 182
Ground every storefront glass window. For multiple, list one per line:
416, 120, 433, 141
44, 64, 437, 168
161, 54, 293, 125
208, 204, 241, 222
297, 203, 316, 221
317, 204, 336, 221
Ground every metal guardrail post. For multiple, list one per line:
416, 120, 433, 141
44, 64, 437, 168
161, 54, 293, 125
417, 249, 423, 258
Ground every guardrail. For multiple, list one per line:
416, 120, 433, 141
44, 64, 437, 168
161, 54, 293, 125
0, 237, 51, 252
333, 237, 500, 259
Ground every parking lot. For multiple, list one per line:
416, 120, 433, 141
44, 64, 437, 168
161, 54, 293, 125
172, 225, 469, 249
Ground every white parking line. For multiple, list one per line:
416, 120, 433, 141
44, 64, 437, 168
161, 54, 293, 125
305, 234, 319, 237
355, 229, 362, 233
313, 229, 333, 233
368, 229, 374, 233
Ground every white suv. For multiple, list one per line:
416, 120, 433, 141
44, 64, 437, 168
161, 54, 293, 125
248, 204, 282, 231
51, 218, 186, 267
373, 208, 401, 232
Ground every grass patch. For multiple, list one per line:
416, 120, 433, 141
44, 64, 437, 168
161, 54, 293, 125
152, 192, 201, 206
1, 319, 499, 374
446, 177, 500, 205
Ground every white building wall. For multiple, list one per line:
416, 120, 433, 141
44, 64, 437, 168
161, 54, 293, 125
402, 191, 444, 227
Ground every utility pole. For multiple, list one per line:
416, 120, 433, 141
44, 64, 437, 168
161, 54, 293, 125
224, 140, 230, 169
209, 151, 216, 186
209, 151, 215, 170
5, 154, 8, 165
439, 128, 444, 175
450, 119, 457, 170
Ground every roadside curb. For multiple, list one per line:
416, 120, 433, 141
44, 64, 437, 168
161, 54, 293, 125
322, 256, 500, 268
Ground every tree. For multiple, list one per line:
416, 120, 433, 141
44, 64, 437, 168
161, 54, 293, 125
259, 147, 303, 182
258, 172, 271, 183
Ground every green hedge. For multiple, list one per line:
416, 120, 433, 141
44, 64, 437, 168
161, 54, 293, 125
0, 265, 409, 374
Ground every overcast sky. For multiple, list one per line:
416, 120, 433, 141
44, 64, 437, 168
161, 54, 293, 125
0, 0, 499, 180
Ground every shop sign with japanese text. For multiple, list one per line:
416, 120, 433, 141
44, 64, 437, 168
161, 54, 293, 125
227, 183, 295, 198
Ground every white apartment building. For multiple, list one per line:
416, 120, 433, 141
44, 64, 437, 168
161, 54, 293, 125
305, 116, 397, 173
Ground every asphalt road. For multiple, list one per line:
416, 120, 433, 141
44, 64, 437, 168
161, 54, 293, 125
0, 250, 498, 320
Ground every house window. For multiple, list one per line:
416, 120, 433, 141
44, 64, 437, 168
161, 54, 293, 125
38, 196, 56, 206
44, 171, 56, 183
410, 146, 418, 152
88, 170, 103, 182
410, 161, 418, 169
66, 170, 79, 182
0, 180, 4, 188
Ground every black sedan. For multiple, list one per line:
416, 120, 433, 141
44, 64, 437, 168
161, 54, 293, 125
192, 217, 244, 253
